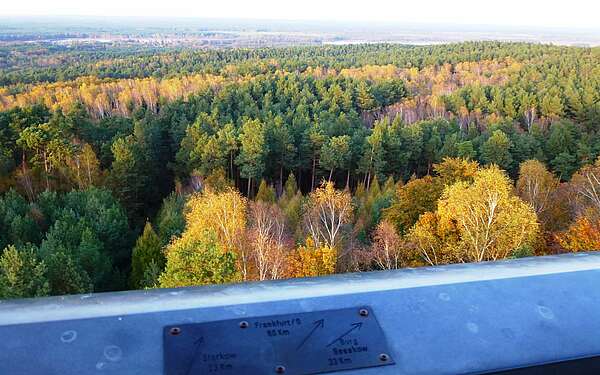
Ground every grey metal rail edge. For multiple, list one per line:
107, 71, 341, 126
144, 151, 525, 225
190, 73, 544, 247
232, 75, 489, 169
2, 252, 600, 374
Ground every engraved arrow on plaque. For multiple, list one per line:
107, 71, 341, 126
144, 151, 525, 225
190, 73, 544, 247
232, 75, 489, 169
296, 319, 324, 350
185, 336, 205, 375
326, 322, 363, 347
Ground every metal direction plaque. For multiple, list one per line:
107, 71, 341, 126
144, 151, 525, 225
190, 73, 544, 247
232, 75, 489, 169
164, 306, 395, 375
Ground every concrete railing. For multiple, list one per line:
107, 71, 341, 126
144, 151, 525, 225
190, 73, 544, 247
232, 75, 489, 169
2, 253, 600, 374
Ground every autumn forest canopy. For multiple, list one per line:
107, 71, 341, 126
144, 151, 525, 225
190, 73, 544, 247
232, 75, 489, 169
1, 41, 600, 299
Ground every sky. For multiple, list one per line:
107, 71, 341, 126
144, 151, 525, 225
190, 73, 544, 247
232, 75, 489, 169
1, 0, 599, 30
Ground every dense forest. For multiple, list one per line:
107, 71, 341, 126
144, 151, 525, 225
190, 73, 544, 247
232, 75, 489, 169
1, 41, 599, 299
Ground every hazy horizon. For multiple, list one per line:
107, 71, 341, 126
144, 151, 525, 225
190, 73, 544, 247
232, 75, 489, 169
2, 15, 600, 32
2, 15, 599, 47
2, 0, 600, 30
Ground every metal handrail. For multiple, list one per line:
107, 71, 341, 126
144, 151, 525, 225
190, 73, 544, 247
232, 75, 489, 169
2, 253, 600, 374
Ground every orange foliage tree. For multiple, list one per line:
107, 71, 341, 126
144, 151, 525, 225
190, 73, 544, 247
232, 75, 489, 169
555, 215, 600, 252
285, 238, 337, 278
410, 165, 540, 264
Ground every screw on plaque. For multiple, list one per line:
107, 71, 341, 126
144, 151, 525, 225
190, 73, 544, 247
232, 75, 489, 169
379, 353, 390, 362
359, 308, 369, 317
275, 365, 286, 373
239, 321, 249, 329
169, 327, 181, 336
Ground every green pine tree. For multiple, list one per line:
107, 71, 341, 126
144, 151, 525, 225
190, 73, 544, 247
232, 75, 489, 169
0, 245, 49, 299
130, 222, 164, 289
